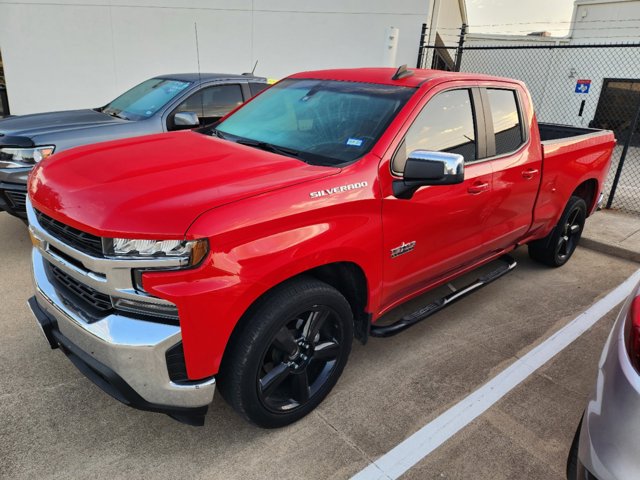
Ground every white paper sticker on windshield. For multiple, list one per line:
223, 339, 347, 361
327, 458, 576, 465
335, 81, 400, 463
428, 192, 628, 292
346, 138, 363, 147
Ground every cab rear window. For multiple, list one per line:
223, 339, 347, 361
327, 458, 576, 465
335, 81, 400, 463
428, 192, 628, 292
486, 89, 524, 155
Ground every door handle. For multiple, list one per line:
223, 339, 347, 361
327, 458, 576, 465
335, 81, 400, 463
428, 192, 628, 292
522, 168, 539, 180
467, 181, 489, 194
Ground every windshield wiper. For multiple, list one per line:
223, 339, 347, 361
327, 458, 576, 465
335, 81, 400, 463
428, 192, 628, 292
210, 128, 227, 139
103, 110, 129, 121
235, 138, 301, 159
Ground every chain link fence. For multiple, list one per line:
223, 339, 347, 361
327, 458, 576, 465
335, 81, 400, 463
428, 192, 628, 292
418, 40, 640, 215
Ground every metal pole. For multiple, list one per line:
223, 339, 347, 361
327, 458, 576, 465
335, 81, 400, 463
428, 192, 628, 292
606, 97, 640, 209
416, 23, 428, 69
454, 23, 467, 72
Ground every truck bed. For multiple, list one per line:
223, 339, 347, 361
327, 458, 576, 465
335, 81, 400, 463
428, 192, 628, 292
530, 122, 616, 238
538, 122, 611, 143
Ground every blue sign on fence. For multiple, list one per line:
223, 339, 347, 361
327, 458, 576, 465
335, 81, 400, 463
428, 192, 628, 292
575, 79, 591, 94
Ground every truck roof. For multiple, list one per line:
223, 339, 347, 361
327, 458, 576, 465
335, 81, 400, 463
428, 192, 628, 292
288, 68, 517, 88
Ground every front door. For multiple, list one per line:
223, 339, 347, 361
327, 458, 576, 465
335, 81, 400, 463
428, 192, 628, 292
379, 86, 496, 309
168, 84, 245, 129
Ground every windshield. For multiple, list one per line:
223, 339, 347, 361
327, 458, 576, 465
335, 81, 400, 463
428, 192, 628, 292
215, 79, 415, 166
102, 78, 191, 121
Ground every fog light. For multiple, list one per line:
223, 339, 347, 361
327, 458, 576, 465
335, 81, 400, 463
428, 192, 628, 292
113, 297, 179, 323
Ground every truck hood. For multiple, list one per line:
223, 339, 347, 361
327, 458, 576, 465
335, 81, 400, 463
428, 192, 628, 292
0, 109, 123, 139
28, 131, 338, 237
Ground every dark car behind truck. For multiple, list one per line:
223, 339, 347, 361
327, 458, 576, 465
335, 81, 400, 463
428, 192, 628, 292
0, 73, 267, 219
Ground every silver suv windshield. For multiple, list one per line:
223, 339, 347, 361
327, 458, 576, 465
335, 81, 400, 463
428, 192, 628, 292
102, 78, 191, 121
215, 79, 415, 166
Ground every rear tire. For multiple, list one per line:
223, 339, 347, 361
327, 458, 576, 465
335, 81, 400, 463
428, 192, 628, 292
218, 276, 353, 428
529, 195, 587, 267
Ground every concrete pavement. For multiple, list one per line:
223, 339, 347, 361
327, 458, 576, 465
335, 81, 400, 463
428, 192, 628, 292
581, 208, 640, 262
0, 212, 637, 479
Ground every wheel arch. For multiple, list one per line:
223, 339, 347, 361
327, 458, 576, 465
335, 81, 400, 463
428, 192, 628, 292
218, 261, 371, 378
572, 179, 598, 216
306, 262, 370, 343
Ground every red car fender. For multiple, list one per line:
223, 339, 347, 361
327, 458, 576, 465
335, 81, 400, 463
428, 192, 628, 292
143, 157, 383, 379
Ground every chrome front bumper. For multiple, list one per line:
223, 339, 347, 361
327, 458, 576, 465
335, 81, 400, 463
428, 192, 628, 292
26, 200, 215, 422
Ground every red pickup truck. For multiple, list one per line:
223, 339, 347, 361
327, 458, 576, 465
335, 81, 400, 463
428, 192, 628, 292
26, 67, 615, 427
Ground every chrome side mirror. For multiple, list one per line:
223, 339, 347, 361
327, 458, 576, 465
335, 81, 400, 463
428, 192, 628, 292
173, 111, 200, 128
393, 150, 465, 199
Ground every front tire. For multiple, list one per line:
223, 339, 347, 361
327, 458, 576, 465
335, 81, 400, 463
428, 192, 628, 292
218, 277, 353, 428
529, 195, 587, 267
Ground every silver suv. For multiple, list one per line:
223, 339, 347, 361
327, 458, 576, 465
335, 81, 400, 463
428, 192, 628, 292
0, 73, 267, 219
569, 278, 640, 479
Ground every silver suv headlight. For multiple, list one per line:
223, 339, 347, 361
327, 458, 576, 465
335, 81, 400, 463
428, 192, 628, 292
0, 145, 55, 167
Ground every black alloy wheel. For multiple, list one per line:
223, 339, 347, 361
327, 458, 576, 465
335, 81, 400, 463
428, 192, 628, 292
555, 204, 584, 264
529, 195, 587, 267
257, 306, 345, 413
218, 276, 353, 428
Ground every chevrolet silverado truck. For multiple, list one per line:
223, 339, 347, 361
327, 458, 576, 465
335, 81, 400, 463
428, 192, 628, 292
0, 73, 267, 219
26, 66, 615, 428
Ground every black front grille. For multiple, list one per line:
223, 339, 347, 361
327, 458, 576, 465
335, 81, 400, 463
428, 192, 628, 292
48, 262, 113, 313
5, 191, 26, 209
35, 210, 104, 257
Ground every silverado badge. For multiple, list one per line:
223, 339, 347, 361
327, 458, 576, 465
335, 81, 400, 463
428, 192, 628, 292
309, 181, 368, 198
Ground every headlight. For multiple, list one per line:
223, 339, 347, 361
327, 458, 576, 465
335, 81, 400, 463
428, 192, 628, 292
0, 145, 55, 167
107, 238, 208, 265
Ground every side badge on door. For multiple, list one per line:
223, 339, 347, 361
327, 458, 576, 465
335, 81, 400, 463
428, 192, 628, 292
391, 241, 416, 258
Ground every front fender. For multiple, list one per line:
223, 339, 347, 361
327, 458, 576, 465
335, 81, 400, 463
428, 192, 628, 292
143, 165, 382, 379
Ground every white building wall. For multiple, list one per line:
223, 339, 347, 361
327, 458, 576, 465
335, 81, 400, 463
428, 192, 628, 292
0, 0, 432, 115
571, 0, 640, 41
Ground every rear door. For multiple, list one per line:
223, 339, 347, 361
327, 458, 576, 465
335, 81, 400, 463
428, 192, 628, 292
479, 84, 542, 250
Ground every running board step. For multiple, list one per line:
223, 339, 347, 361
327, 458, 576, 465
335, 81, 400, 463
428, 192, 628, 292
370, 255, 517, 338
